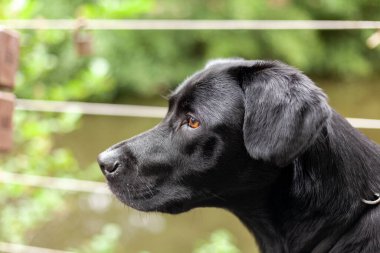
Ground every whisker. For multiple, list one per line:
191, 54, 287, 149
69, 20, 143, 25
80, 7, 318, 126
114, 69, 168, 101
136, 176, 155, 198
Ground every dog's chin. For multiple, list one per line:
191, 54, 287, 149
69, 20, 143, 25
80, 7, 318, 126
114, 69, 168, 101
119, 195, 193, 214
108, 184, 193, 214
142, 201, 193, 214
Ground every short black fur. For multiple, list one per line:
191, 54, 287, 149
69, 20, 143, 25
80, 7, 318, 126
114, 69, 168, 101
98, 59, 380, 253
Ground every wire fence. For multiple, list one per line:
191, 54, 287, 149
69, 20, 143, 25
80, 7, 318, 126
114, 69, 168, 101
16, 99, 380, 129
1, 19, 380, 30
1, 17, 380, 253
3, 18, 378, 198
0, 242, 73, 253
16, 99, 167, 118
0, 171, 109, 195
2, 99, 380, 194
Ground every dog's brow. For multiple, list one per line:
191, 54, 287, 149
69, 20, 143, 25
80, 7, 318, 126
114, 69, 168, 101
168, 94, 177, 109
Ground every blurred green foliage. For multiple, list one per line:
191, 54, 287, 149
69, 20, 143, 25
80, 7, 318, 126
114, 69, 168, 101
73, 224, 122, 253
194, 230, 241, 253
0, 0, 379, 100
0, 112, 79, 243
138, 230, 242, 253
0, 0, 379, 252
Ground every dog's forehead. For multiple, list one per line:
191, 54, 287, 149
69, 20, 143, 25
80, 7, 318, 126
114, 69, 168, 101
173, 65, 232, 97
171, 68, 227, 102
169, 65, 244, 124
172, 58, 258, 97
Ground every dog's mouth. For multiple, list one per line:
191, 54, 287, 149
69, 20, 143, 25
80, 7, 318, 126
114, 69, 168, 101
105, 177, 199, 214
107, 180, 156, 200
108, 182, 233, 215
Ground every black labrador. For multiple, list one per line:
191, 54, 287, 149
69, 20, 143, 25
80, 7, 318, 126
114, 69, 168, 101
98, 59, 380, 253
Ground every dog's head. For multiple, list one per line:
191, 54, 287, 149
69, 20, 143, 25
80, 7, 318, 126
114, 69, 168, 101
98, 59, 331, 214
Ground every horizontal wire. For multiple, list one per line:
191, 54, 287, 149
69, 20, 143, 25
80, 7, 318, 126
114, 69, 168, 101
0, 242, 73, 253
1, 19, 380, 30
346, 117, 380, 130
15, 99, 380, 129
0, 118, 379, 192
0, 171, 110, 195
16, 99, 167, 118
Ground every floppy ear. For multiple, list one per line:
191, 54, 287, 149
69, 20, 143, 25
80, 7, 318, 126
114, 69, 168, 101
234, 61, 332, 167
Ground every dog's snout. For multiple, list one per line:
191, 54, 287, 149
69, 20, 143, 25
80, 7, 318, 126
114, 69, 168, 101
97, 151, 121, 175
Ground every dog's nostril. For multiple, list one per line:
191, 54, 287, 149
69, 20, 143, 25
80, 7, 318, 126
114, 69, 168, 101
101, 161, 120, 174
109, 161, 120, 173
97, 152, 121, 175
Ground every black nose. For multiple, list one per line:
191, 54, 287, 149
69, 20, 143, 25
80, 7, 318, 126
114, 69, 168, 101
97, 150, 121, 175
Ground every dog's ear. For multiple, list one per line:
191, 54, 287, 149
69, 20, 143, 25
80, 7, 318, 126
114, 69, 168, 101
231, 61, 332, 167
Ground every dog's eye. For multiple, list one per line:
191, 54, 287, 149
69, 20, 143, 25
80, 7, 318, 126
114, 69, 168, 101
186, 115, 200, 129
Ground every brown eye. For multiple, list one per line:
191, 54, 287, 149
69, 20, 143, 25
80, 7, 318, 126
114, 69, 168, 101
187, 115, 200, 129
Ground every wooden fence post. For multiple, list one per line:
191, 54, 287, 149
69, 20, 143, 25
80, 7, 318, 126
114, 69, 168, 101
0, 29, 19, 153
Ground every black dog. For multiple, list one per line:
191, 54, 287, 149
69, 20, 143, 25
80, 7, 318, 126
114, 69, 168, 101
98, 59, 380, 253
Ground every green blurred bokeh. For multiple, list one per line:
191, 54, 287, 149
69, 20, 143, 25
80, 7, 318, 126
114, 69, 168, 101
0, 0, 379, 252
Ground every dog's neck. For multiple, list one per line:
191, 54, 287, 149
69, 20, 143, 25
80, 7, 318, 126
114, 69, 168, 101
230, 111, 380, 253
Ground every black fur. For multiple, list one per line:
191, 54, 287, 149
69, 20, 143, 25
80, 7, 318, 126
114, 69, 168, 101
98, 59, 380, 253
